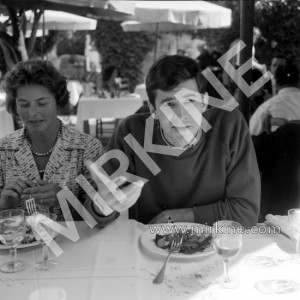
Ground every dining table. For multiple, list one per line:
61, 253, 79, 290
0, 106, 14, 139
0, 215, 299, 300
76, 95, 143, 132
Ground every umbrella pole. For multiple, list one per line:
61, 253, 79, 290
154, 23, 159, 61
237, 0, 254, 125
41, 6, 45, 59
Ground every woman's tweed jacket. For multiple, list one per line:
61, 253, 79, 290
0, 121, 104, 221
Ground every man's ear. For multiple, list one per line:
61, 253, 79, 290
148, 103, 156, 115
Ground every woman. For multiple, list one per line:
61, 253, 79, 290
0, 59, 117, 226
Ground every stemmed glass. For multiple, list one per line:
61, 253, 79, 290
0, 209, 26, 273
288, 209, 300, 263
34, 213, 58, 271
212, 220, 243, 289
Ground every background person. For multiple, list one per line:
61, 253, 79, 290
85, 61, 103, 96
250, 64, 300, 135
101, 65, 119, 97
269, 54, 287, 96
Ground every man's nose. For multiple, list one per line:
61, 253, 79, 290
28, 104, 39, 117
176, 104, 191, 120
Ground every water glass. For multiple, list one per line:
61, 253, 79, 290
0, 209, 26, 273
288, 208, 300, 263
34, 213, 58, 270
212, 220, 243, 288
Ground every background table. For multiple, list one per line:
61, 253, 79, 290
76, 95, 143, 132
0, 107, 14, 139
0, 218, 299, 300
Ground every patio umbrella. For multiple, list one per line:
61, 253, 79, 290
25, 10, 97, 31
0, 0, 132, 22
1, 0, 134, 58
118, 1, 232, 58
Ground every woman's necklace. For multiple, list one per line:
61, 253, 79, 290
25, 121, 61, 157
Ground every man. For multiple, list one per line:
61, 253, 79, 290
222, 27, 267, 94
250, 64, 300, 135
270, 54, 287, 96
89, 55, 260, 227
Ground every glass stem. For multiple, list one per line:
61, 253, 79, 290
223, 258, 230, 282
42, 243, 49, 262
10, 245, 17, 265
296, 239, 300, 257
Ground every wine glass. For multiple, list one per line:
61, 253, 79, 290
34, 213, 58, 271
212, 220, 243, 289
0, 209, 26, 273
288, 208, 300, 263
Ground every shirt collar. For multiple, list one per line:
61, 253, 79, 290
159, 125, 201, 150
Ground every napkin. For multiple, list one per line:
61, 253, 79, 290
265, 214, 296, 243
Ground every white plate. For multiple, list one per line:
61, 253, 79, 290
139, 222, 215, 261
0, 240, 42, 250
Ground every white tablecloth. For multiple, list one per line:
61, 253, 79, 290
0, 218, 299, 300
76, 96, 143, 131
0, 107, 14, 139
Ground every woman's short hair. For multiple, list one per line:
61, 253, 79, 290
3, 59, 70, 115
145, 55, 207, 108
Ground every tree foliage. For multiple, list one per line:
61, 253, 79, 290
204, 0, 241, 52
95, 20, 155, 92
0, 5, 57, 75
255, 0, 300, 65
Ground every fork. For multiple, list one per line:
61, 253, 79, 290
25, 196, 37, 215
153, 235, 183, 284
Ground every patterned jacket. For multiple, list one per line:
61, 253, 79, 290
0, 122, 104, 221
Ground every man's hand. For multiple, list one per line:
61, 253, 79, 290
149, 208, 195, 224
87, 161, 144, 214
21, 179, 62, 208
1, 179, 35, 209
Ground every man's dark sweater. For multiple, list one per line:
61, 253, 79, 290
106, 108, 260, 227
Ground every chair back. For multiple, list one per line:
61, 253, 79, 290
253, 123, 300, 221
267, 117, 300, 133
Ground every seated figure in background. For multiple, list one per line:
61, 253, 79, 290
250, 64, 300, 135
0, 59, 117, 227
101, 65, 119, 97
89, 55, 260, 227
269, 54, 287, 96
85, 61, 103, 96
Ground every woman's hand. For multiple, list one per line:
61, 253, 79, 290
21, 179, 62, 208
87, 161, 144, 214
149, 208, 195, 224
0, 179, 35, 209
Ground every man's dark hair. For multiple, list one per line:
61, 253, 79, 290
145, 55, 207, 108
3, 59, 69, 116
275, 64, 299, 87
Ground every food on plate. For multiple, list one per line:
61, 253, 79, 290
155, 228, 212, 255
22, 225, 36, 244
